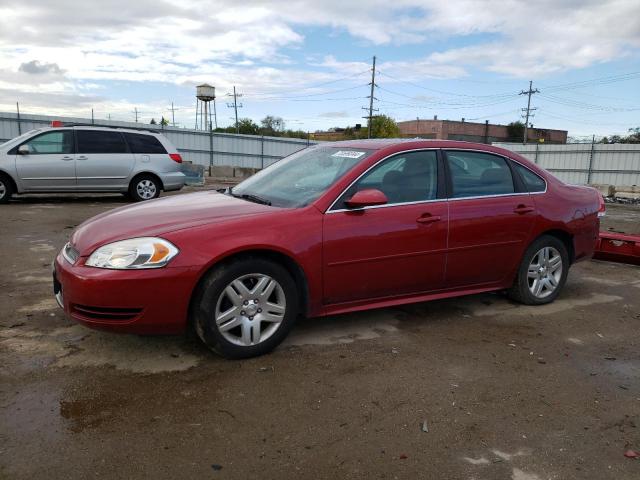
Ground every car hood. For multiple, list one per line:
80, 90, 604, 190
71, 191, 275, 255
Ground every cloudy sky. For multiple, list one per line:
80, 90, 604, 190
1, 0, 639, 137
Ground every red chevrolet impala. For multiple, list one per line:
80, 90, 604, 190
53, 139, 604, 358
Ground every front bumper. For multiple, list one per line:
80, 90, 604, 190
53, 250, 197, 334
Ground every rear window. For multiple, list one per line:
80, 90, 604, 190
446, 150, 515, 198
513, 163, 546, 192
124, 133, 167, 154
77, 130, 128, 154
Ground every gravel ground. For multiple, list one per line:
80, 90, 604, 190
1, 187, 639, 479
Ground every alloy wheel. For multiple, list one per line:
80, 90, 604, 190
0, 180, 5, 200
136, 179, 157, 200
527, 246, 562, 299
214, 273, 286, 346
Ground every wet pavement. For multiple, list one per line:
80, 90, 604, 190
1, 190, 639, 479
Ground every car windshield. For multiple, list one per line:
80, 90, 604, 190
230, 146, 374, 208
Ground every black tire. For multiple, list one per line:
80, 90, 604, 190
0, 174, 15, 204
508, 235, 569, 305
128, 174, 161, 202
192, 257, 299, 359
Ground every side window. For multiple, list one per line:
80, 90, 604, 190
77, 130, 128, 154
336, 150, 438, 208
22, 131, 73, 154
513, 163, 546, 192
123, 133, 167, 154
446, 151, 515, 198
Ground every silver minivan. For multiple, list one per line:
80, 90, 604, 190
0, 125, 186, 203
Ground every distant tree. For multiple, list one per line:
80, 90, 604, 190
149, 118, 157, 125
601, 127, 640, 144
260, 115, 285, 136
507, 121, 524, 141
236, 118, 260, 135
160, 116, 169, 127
369, 115, 399, 138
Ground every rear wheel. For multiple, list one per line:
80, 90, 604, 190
129, 174, 160, 202
508, 235, 569, 305
192, 258, 299, 359
0, 174, 15, 204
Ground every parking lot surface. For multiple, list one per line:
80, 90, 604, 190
1, 190, 639, 479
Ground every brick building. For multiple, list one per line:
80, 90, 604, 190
397, 117, 567, 144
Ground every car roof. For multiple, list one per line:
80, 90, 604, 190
321, 138, 516, 154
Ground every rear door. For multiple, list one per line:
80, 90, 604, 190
122, 132, 168, 168
323, 149, 448, 304
14, 130, 76, 191
444, 150, 536, 287
75, 129, 135, 190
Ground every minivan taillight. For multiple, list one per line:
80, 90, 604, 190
169, 153, 182, 163
597, 194, 606, 217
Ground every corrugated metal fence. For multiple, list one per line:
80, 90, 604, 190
493, 142, 640, 187
0, 112, 316, 169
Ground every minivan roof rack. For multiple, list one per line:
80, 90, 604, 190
57, 122, 162, 134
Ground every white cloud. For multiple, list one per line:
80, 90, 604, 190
0, 0, 638, 122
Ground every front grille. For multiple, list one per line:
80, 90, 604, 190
71, 304, 143, 321
63, 243, 80, 264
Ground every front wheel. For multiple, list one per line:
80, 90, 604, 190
508, 235, 569, 305
192, 258, 299, 359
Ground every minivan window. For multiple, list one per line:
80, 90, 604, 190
124, 133, 167, 154
336, 150, 438, 208
77, 130, 128, 154
513, 163, 546, 192
446, 151, 515, 198
22, 131, 73, 155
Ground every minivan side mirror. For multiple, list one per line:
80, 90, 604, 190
17, 144, 30, 155
345, 189, 388, 209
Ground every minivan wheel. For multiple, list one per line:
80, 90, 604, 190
508, 235, 569, 305
192, 258, 299, 359
0, 174, 15, 204
129, 175, 160, 202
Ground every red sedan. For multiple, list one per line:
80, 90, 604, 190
53, 139, 604, 358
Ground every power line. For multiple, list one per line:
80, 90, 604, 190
519, 81, 539, 144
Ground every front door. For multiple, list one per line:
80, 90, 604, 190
14, 130, 76, 191
323, 150, 448, 305
444, 150, 536, 287
75, 129, 135, 190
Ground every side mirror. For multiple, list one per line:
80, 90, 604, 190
18, 144, 30, 155
345, 189, 388, 209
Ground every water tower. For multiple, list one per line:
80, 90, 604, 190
195, 84, 217, 130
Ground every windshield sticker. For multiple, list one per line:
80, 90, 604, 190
331, 150, 366, 159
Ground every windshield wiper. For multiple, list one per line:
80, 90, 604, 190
230, 191, 272, 206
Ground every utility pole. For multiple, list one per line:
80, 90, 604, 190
362, 56, 378, 139
133, 107, 139, 123
519, 80, 539, 144
226, 86, 243, 134
169, 102, 176, 127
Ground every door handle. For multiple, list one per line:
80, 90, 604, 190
77, 156, 88, 160
514, 204, 535, 214
416, 214, 441, 224
61, 156, 74, 161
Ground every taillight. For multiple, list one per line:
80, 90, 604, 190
597, 194, 606, 217
50, 120, 63, 127
169, 153, 182, 163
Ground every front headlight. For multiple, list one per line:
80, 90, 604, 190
85, 237, 179, 269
